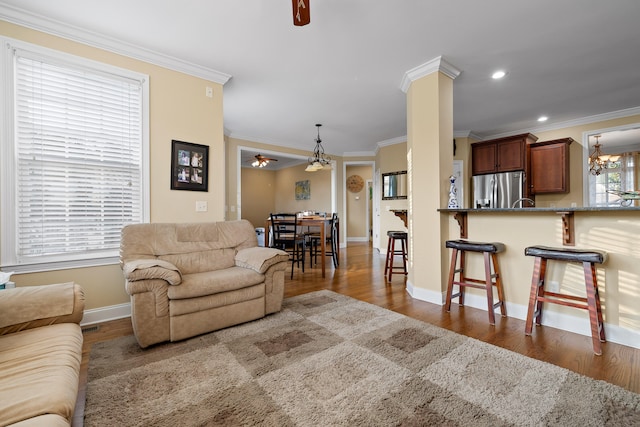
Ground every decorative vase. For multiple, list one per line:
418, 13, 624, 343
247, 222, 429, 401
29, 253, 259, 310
448, 175, 459, 209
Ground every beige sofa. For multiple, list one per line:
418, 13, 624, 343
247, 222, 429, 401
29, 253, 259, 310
0, 282, 85, 427
121, 220, 290, 348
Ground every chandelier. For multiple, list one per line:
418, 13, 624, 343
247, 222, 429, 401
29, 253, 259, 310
305, 124, 332, 172
588, 135, 620, 176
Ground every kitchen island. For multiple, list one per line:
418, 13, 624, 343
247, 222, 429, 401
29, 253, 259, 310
433, 206, 640, 351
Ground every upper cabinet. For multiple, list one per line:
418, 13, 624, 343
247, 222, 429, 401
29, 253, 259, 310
529, 138, 574, 194
471, 133, 538, 175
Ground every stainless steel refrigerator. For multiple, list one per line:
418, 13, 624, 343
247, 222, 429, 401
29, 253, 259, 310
473, 171, 525, 209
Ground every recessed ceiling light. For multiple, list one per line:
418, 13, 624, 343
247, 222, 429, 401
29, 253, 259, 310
537, 116, 548, 122
492, 70, 507, 79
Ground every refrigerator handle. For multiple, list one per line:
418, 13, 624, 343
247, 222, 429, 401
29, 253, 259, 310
491, 176, 498, 208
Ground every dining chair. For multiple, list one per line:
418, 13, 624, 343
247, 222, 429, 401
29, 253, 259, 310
269, 213, 306, 278
307, 213, 339, 268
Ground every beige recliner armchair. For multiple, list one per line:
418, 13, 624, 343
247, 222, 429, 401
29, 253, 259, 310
120, 220, 290, 348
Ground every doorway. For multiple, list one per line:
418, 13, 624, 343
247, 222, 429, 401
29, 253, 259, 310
343, 162, 375, 244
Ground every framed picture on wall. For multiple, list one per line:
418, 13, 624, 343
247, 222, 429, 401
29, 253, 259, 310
171, 140, 209, 191
295, 180, 310, 200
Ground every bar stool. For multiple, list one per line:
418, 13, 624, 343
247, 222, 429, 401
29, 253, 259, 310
524, 246, 607, 355
445, 239, 507, 325
385, 231, 408, 281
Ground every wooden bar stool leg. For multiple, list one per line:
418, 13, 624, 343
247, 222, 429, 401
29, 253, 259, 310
592, 268, 606, 343
458, 251, 466, 306
533, 258, 548, 327
401, 238, 408, 275
445, 248, 458, 312
584, 261, 604, 355
525, 256, 546, 335
483, 252, 496, 325
387, 237, 396, 281
384, 237, 392, 278
492, 253, 507, 317
586, 262, 606, 342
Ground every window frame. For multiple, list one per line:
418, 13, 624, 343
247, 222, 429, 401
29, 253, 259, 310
1, 37, 150, 273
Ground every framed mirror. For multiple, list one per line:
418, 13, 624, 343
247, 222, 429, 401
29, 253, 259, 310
382, 171, 407, 200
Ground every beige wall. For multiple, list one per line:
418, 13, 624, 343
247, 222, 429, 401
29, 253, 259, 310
0, 22, 225, 311
376, 142, 409, 249
453, 135, 477, 208
274, 164, 332, 214
240, 168, 276, 229
345, 165, 372, 239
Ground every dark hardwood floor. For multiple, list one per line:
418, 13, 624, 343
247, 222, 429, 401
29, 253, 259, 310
74, 242, 639, 425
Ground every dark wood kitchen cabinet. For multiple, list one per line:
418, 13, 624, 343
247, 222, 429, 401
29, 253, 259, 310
471, 133, 538, 175
529, 138, 573, 194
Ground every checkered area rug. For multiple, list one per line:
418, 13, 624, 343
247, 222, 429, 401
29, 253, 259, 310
85, 291, 640, 426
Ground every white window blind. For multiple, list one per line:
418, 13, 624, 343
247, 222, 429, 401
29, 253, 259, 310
3, 44, 147, 270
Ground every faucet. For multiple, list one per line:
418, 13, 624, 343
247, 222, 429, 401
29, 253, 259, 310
511, 198, 535, 208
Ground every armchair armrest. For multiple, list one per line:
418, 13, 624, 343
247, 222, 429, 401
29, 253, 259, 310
123, 259, 182, 286
235, 247, 289, 273
0, 282, 85, 335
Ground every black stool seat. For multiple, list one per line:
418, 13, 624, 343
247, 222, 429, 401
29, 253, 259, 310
524, 246, 606, 264
387, 231, 407, 238
446, 240, 505, 254
524, 245, 607, 355
387, 231, 407, 239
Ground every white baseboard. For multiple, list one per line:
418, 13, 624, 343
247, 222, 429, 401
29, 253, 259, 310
406, 285, 640, 350
80, 302, 131, 326
346, 237, 369, 242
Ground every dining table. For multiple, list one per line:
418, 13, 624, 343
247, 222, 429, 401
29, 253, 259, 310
265, 215, 337, 278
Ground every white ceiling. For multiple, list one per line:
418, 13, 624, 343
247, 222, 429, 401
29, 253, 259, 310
2, 1, 640, 158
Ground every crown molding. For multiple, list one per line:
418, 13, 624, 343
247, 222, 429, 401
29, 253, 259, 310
481, 106, 640, 141
454, 130, 482, 141
400, 56, 461, 93
0, 4, 231, 84
377, 136, 407, 148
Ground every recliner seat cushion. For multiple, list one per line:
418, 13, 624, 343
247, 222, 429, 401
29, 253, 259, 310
170, 283, 265, 317
167, 267, 265, 300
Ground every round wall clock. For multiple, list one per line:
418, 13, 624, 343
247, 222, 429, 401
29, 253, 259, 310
346, 174, 364, 193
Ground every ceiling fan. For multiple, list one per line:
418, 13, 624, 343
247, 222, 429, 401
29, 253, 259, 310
249, 154, 278, 168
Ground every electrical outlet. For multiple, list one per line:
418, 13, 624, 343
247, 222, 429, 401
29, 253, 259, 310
195, 201, 207, 212
205, 86, 213, 98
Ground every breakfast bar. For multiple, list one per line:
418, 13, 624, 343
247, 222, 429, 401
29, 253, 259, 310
439, 206, 640, 245
434, 206, 640, 351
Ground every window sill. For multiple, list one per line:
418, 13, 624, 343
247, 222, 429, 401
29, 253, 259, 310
1, 256, 120, 274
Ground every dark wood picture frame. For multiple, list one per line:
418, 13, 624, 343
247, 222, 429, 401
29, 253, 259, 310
170, 140, 209, 191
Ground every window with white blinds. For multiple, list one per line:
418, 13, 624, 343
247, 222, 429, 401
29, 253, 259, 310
1, 39, 149, 272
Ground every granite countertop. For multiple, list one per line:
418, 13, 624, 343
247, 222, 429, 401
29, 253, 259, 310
438, 207, 640, 213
